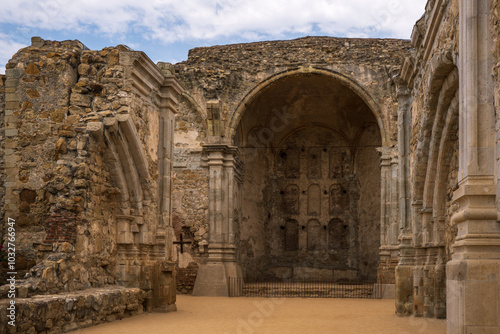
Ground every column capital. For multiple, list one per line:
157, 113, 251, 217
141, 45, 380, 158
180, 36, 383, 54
377, 146, 397, 160
202, 144, 244, 182
203, 144, 239, 154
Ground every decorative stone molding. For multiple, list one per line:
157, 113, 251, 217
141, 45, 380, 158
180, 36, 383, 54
192, 145, 244, 296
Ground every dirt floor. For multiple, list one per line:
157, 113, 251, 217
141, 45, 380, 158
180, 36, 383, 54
75, 295, 446, 334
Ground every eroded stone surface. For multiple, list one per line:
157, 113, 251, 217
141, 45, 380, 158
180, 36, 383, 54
0, 37, 183, 331
0, 287, 144, 334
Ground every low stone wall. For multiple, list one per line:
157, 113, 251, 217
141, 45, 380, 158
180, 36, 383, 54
176, 262, 199, 294
0, 287, 145, 334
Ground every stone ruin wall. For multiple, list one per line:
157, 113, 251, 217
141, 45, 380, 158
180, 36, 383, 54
398, 0, 459, 318
0, 287, 145, 333
174, 36, 410, 145
0, 38, 180, 332
172, 36, 411, 289
2, 39, 135, 293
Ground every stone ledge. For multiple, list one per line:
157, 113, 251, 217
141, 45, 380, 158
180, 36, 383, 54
0, 287, 145, 334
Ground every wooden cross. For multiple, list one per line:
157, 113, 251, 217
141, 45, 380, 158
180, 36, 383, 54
173, 233, 192, 254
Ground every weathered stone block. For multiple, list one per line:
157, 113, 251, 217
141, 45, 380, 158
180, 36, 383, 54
25, 63, 40, 75
71, 93, 92, 107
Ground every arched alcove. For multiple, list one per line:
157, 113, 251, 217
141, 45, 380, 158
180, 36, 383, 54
234, 72, 382, 281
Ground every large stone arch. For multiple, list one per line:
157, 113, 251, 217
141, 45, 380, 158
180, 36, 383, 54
180, 92, 208, 132
422, 69, 458, 210
227, 67, 389, 146
412, 67, 458, 318
89, 115, 152, 248
432, 95, 458, 249
411, 52, 457, 211
398, 29, 460, 317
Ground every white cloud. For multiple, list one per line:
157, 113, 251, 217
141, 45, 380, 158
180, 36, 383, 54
0, 0, 427, 71
0, 33, 27, 74
0, 0, 427, 44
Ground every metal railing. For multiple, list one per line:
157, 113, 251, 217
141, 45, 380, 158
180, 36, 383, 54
228, 278, 382, 299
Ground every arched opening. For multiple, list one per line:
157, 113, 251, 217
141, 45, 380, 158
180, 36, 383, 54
235, 72, 382, 282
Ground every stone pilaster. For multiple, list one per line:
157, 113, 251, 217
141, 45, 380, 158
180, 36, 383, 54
158, 74, 184, 264
447, 0, 500, 332
192, 145, 244, 296
395, 81, 416, 316
377, 146, 400, 284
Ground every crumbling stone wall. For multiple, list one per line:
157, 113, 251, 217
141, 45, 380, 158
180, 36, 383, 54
3, 39, 85, 289
0, 37, 182, 332
0, 287, 144, 333
398, 0, 459, 319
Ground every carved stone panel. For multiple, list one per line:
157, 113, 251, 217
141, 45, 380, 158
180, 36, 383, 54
307, 184, 321, 215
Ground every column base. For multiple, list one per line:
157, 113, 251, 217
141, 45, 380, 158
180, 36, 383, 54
447, 258, 500, 332
377, 246, 400, 284
192, 262, 242, 296
395, 264, 414, 316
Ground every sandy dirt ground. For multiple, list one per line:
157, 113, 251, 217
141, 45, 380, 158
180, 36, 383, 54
75, 295, 446, 334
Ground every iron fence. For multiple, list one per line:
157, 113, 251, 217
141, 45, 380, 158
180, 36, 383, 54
228, 278, 382, 299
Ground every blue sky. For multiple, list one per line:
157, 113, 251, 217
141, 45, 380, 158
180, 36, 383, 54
0, 0, 428, 74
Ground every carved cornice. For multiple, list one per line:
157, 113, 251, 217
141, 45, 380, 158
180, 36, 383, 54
122, 51, 185, 112
203, 144, 239, 154
422, 0, 447, 62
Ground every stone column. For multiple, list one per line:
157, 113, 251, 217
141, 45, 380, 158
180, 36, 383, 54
377, 146, 399, 284
395, 83, 416, 315
447, 0, 500, 332
193, 145, 244, 296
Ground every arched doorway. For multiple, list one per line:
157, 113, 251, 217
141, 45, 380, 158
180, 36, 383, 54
234, 72, 382, 282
